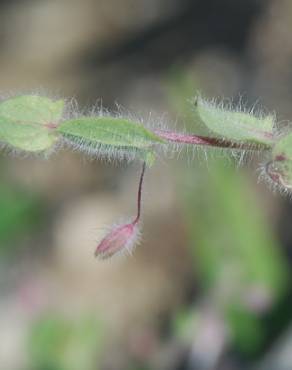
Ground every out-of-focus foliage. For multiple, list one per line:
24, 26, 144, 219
28, 314, 103, 370
181, 158, 288, 354
0, 182, 44, 252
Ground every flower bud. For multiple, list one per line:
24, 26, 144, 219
265, 158, 292, 190
265, 133, 292, 191
95, 221, 140, 260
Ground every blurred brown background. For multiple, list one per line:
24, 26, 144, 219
1, 1, 292, 370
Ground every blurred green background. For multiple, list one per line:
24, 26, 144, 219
1, 1, 292, 369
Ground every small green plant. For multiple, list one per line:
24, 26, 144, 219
0, 93, 290, 258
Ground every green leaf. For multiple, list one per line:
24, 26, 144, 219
266, 133, 292, 190
0, 95, 64, 151
57, 117, 164, 164
195, 97, 274, 146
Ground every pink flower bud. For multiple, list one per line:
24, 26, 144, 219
95, 221, 140, 260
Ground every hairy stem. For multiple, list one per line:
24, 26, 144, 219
153, 129, 271, 151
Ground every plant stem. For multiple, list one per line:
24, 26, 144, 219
153, 129, 271, 151
133, 161, 146, 225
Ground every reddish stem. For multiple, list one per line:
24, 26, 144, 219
153, 129, 270, 151
133, 162, 146, 225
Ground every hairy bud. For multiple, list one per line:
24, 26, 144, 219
95, 221, 140, 260
265, 133, 292, 191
